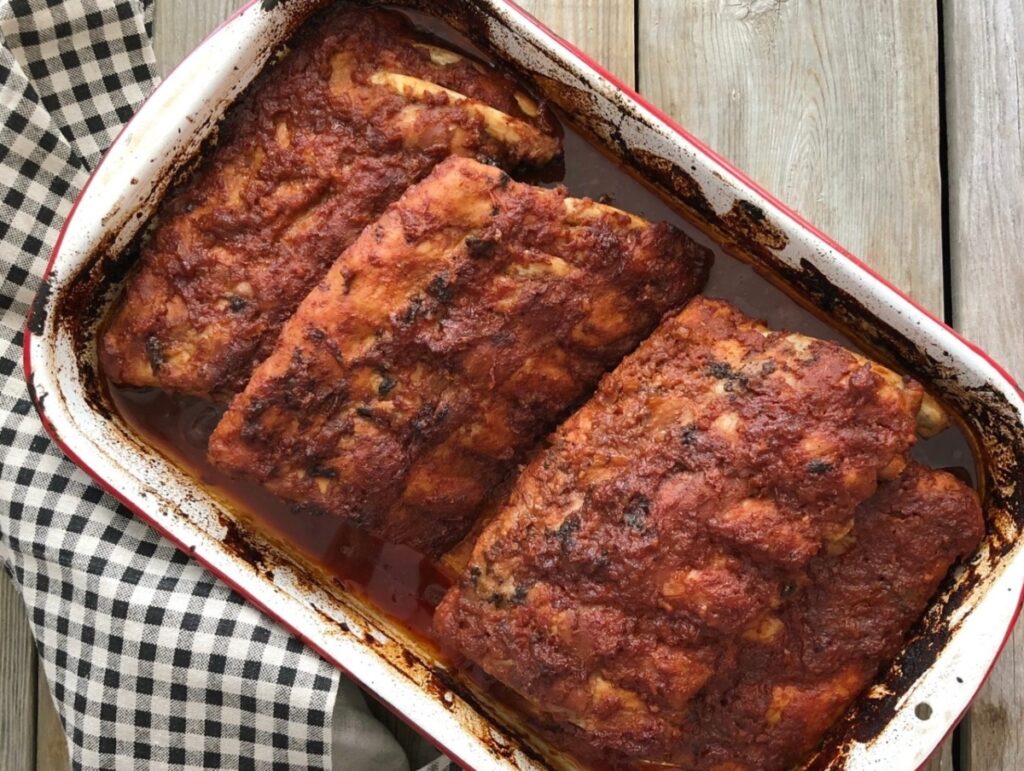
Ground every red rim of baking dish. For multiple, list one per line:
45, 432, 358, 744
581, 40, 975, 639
21, 1, 1024, 769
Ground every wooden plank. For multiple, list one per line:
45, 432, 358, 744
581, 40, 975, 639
152, 0, 241, 79
945, 2, 1024, 770
639, 3, 952, 768
152, 0, 638, 86
922, 744, 956, 771
36, 676, 69, 771
639, 0, 944, 314
514, 0, 635, 85
1, 572, 37, 771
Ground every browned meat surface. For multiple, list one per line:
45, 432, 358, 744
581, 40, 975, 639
686, 464, 982, 771
434, 297, 982, 769
207, 157, 711, 556
101, 7, 560, 399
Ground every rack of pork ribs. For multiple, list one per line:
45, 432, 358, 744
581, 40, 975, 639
103, 7, 983, 771
436, 297, 982, 770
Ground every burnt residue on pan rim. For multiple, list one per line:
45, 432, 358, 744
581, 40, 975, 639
34, 1, 1024, 770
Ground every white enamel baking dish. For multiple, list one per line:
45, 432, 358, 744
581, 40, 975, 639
24, 0, 1024, 768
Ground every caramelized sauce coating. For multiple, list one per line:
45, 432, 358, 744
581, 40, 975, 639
208, 157, 711, 556
435, 297, 983, 768
686, 464, 982, 771
101, 7, 560, 399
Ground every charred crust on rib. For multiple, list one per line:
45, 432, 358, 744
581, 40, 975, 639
307, 465, 338, 479
377, 374, 396, 396
145, 336, 164, 371
427, 273, 454, 304
623, 495, 651, 531
465, 236, 498, 259
552, 514, 581, 551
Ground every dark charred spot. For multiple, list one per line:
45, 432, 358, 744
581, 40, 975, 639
411, 406, 431, 433
377, 375, 396, 397
411, 403, 448, 434
401, 295, 424, 324
228, 296, 248, 312
707, 359, 748, 391
807, 460, 835, 475
145, 335, 164, 370
761, 360, 776, 375
781, 582, 797, 598
465, 236, 498, 259
680, 424, 700, 446
738, 200, 766, 222
308, 465, 337, 479
468, 565, 481, 584
220, 519, 263, 568
707, 360, 737, 380
355, 405, 375, 419
427, 273, 454, 304
496, 171, 512, 188
552, 514, 581, 550
624, 495, 651, 530
27, 277, 52, 335
306, 326, 344, 364
488, 583, 530, 609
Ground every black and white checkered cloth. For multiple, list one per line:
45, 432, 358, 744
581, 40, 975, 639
0, 2, 453, 769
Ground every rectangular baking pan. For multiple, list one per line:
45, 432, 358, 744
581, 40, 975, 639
24, 1, 1024, 768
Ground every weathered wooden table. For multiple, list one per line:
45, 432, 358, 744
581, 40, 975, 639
2, 1, 1021, 768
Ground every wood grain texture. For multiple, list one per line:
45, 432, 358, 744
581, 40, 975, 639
35, 676, 69, 771
515, 0, 635, 85
152, 0, 241, 78
945, 1, 1024, 769
638, 0, 944, 314
1, 572, 37, 771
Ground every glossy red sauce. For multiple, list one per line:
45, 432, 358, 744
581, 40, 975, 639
104, 6, 977, 645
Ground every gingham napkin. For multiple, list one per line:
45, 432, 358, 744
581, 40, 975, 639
0, 2, 452, 769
